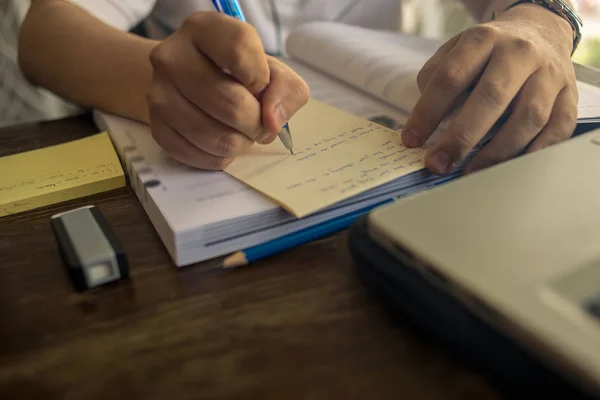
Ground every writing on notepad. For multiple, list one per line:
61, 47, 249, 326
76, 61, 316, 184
0, 163, 119, 195
0, 132, 125, 217
285, 124, 429, 194
225, 99, 429, 218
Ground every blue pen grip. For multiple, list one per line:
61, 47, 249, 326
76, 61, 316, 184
214, 0, 246, 22
210, 0, 221, 12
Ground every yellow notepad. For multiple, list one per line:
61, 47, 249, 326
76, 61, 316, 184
0, 132, 125, 217
225, 99, 429, 218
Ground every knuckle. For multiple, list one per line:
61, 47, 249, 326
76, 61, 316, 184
545, 60, 562, 78
417, 63, 436, 92
434, 63, 465, 91
183, 11, 208, 29
216, 134, 245, 157
229, 24, 258, 67
269, 60, 310, 104
218, 90, 247, 126
290, 77, 310, 106
229, 44, 248, 71
246, 72, 270, 97
410, 108, 439, 133
478, 79, 507, 107
466, 24, 497, 43
511, 37, 536, 53
449, 128, 476, 154
557, 107, 577, 130
147, 88, 168, 119
149, 45, 174, 71
522, 101, 549, 129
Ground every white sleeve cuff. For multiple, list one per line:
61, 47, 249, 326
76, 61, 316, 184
64, 0, 157, 31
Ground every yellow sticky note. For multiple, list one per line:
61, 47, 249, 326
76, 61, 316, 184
0, 132, 125, 217
225, 99, 429, 218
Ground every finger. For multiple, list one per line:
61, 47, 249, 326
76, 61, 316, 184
147, 77, 253, 158
259, 57, 311, 141
527, 86, 577, 153
181, 11, 270, 95
425, 40, 536, 175
150, 114, 234, 171
465, 69, 560, 173
403, 25, 497, 149
416, 34, 460, 93
149, 33, 267, 141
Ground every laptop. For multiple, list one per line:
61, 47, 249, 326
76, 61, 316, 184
354, 129, 600, 397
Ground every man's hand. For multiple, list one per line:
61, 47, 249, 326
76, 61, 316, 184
148, 12, 309, 170
402, 3, 578, 174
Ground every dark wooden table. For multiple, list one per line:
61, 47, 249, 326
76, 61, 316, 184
0, 114, 501, 399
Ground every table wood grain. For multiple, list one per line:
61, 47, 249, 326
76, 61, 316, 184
0, 114, 500, 399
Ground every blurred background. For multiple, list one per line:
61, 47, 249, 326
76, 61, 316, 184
2, 0, 600, 128
409, 0, 600, 68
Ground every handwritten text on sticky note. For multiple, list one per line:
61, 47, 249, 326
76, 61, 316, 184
0, 133, 125, 217
225, 99, 428, 217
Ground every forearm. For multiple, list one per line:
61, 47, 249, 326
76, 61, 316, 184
462, 0, 575, 22
19, 0, 158, 123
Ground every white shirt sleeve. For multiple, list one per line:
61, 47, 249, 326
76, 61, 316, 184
64, 0, 158, 31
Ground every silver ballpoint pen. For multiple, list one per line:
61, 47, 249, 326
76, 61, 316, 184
278, 122, 294, 155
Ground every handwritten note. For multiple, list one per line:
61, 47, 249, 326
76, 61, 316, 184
0, 132, 125, 217
225, 99, 429, 217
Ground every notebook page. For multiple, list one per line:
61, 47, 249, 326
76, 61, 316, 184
282, 58, 409, 129
225, 99, 429, 218
286, 22, 442, 113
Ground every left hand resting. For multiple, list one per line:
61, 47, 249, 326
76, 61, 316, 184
402, 3, 578, 174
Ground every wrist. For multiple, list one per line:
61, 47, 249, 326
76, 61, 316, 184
487, 0, 581, 55
483, 0, 575, 20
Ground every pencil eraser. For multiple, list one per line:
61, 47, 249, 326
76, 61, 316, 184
50, 205, 129, 291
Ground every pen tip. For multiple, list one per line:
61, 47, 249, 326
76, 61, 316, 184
290, 149, 294, 155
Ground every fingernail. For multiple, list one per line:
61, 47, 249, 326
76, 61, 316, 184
254, 87, 267, 100
428, 149, 451, 174
402, 129, 420, 147
274, 102, 288, 131
258, 132, 275, 144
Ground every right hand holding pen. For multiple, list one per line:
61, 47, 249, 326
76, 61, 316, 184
147, 12, 310, 170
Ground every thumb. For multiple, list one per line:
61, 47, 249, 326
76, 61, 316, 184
259, 58, 310, 143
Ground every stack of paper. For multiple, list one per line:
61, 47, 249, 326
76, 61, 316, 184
576, 80, 600, 123
225, 99, 441, 218
95, 100, 468, 267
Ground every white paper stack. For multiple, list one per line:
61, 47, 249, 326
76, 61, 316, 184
95, 110, 463, 266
